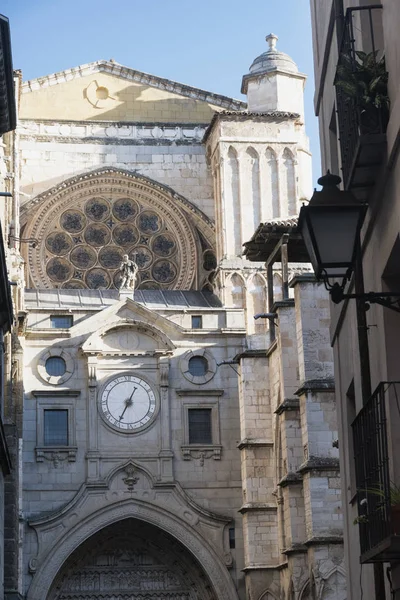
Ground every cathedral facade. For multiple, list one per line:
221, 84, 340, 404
2, 35, 346, 600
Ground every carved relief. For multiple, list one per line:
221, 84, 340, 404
48, 520, 217, 600
22, 169, 208, 291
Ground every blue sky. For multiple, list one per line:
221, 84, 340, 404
2, 0, 321, 181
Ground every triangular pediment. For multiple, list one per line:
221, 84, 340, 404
20, 60, 246, 123
78, 296, 181, 355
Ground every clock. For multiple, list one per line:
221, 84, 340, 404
100, 374, 157, 432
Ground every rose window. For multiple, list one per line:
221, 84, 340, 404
43, 196, 180, 290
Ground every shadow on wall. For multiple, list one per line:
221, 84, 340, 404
81, 82, 219, 123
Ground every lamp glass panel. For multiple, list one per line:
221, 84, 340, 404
308, 207, 361, 273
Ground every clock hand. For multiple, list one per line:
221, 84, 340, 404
119, 387, 137, 420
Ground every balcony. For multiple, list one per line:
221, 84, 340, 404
352, 382, 400, 563
335, 5, 387, 196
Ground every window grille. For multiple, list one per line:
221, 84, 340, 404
188, 408, 212, 444
44, 409, 68, 446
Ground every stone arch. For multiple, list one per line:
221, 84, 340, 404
319, 568, 346, 600
265, 147, 279, 218
20, 167, 215, 291
246, 146, 261, 233
283, 148, 296, 216
247, 273, 267, 334
259, 591, 279, 600
26, 499, 239, 600
225, 272, 246, 308
227, 146, 241, 256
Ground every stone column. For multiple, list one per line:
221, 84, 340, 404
158, 357, 173, 482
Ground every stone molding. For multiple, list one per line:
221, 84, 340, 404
274, 398, 300, 415
22, 60, 246, 111
36, 347, 75, 385
35, 446, 77, 467
179, 348, 217, 384
26, 461, 238, 600
297, 456, 340, 475
277, 472, 303, 487
20, 119, 208, 144
181, 445, 222, 464
295, 378, 335, 396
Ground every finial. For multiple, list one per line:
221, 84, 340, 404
266, 33, 278, 51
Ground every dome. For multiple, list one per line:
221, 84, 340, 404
248, 34, 298, 75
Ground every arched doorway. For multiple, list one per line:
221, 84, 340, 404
48, 518, 217, 600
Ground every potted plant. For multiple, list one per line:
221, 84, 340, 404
335, 50, 390, 133
354, 482, 400, 533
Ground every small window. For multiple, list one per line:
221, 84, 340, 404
188, 356, 208, 377
191, 315, 202, 329
229, 527, 235, 549
44, 409, 68, 446
45, 357, 66, 377
50, 315, 73, 328
188, 408, 212, 444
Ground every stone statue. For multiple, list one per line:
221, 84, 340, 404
119, 254, 138, 291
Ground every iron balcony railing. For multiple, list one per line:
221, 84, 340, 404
335, 5, 387, 191
352, 381, 400, 563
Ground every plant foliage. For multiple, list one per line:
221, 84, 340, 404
335, 50, 389, 111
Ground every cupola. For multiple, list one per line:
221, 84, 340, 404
242, 34, 306, 116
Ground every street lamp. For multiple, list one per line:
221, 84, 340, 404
298, 171, 400, 312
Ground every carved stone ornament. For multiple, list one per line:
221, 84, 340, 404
36, 447, 77, 467
21, 168, 217, 291
122, 464, 139, 490
181, 446, 222, 464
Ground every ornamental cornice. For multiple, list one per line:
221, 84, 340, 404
22, 59, 246, 111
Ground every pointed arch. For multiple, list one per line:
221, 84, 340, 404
227, 146, 241, 256
320, 569, 346, 600
226, 272, 245, 308
265, 147, 279, 218
248, 273, 267, 334
246, 147, 261, 232
283, 148, 296, 216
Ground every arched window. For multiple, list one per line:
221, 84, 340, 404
246, 147, 261, 232
226, 273, 245, 308
283, 148, 296, 216
248, 274, 267, 334
266, 148, 279, 218
227, 147, 241, 256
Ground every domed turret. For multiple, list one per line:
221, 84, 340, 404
249, 34, 298, 75
242, 34, 306, 115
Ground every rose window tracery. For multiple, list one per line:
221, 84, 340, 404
22, 169, 215, 291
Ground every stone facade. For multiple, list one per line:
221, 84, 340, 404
4, 33, 345, 600
309, 2, 400, 599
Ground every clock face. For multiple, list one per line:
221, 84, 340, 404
100, 374, 157, 432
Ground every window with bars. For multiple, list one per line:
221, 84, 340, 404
50, 315, 73, 328
44, 409, 68, 446
188, 408, 212, 444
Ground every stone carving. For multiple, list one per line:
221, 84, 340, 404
113, 197, 138, 221
45, 232, 73, 256
84, 223, 111, 247
119, 254, 139, 290
122, 464, 139, 491
48, 520, 217, 600
70, 245, 97, 269
152, 234, 176, 257
181, 447, 221, 464
85, 268, 111, 289
22, 169, 216, 290
84, 197, 110, 221
113, 223, 139, 246
138, 211, 162, 234
152, 260, 177, 283
46, 257, 72, 283
60, 210, 86, 233
36, 448, 77, 467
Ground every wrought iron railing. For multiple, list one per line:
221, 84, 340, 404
335, 5, 386, 190
352, 381, 400, 562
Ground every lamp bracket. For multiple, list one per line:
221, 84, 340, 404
329, 282, 400, 313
